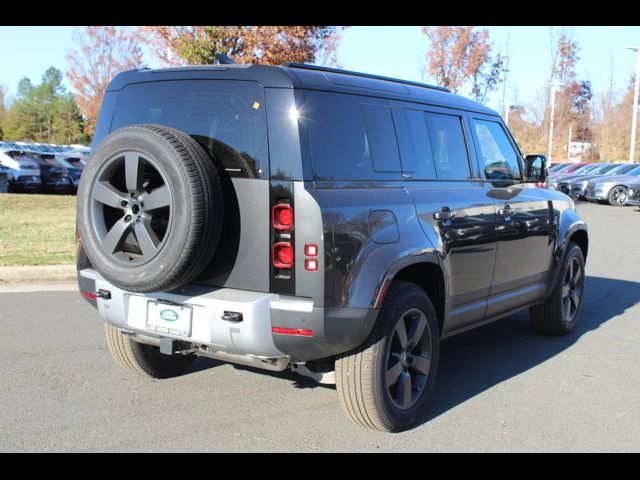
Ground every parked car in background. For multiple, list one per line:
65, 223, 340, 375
548, 162, 589, 177
567, 163, 638, 199
626, 180, 640, 206
25, 151, 72, 193
0, 148, 42, 192
584, 163, 640, 205
0, 165, 9, 193
548, 163, 603, 191
556, 163, 618, 195
54, 154, 84, 193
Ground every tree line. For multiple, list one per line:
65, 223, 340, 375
0, 26, 637, 162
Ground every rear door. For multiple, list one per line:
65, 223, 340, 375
394, 104, 497, 332
467, 114, 553, 316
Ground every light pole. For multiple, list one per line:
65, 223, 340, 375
545, 82, 565, 162
504, 104, 514, 126
625, 46, 640, 163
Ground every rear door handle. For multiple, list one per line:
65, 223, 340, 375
433, 207, 455, 221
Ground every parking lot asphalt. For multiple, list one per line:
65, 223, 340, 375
1, 201, 639, 452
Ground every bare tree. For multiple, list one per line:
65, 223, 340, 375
66, 26, 144, 136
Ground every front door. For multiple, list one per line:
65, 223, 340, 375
468, 115, 553, 317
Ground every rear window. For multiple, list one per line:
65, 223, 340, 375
111, 80, 269, 179
305, 91, 401, 181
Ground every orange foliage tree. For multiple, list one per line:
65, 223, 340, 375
137, 26, 345, 67
66, 26, 144, 136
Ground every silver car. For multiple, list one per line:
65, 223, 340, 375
627, 180, 640, 206
556, 163, 618, 195
584, 163, 640, 205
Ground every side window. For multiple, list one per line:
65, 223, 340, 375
392, 108, 437, 179
471, 119, 521, 181
361, 104, 401, 173
425, 113, 472, 180
306, 91, 400, 181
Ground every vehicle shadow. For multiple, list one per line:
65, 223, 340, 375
415, 275, 640, 429
185, 276, 640, 414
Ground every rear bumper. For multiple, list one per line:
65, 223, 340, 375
78, 269, 377, 362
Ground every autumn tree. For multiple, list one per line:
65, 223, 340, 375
138, 26, 345, 67
545, 32, 594, 160
421, 26, 506, 102
2, 67, 88, 144
593, 75, 639, 161
66, 26, 144, 137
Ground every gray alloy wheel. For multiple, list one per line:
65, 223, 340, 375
530, 242, 585, 336
561, 256, 582, 322
385, 308, 432, 410
335, 281, 439, 431
90, 151, 172, 266
608, 186, 628, 206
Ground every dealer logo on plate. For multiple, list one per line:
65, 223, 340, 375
159, 309, 179, 322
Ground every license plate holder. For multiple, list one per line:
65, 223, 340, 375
146, 300, 193, 337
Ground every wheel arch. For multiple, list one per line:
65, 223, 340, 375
375, 258, 446, 334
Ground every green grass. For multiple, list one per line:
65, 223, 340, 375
0, 193, 76, 266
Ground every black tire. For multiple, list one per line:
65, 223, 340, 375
607, 185, 628, 206
77, 124, 223, 292
530, 242, 585, 335
104, 324, 196, 378
335, 281, 440, 432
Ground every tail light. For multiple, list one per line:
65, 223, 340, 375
272, 242, 294, 269
272, 204, 293, 230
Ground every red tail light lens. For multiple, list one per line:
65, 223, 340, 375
272, 242, 294, 269
272, 204, 293, 230
272, 327, 314, 337
305, 258, 318, 271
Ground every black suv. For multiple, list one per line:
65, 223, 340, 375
76, 63, 588, 432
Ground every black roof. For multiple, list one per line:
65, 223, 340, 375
107, 64, 498, 116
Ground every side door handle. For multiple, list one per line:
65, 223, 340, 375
498, 204, 513, 217
433, 207, 455, 221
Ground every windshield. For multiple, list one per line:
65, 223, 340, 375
608, 164, 637, 175
549, 163, 569, 172
592, 164, 617, 174
20, 152, 60, 167
574, 164, 598, 174
7, 153, 38, 168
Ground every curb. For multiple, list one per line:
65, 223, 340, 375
0, 264, 76, 283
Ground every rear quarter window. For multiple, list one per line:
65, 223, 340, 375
304, 91, 401, 181
110, 80, 269, 179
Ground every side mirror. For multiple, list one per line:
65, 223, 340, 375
524, 154, 548, 183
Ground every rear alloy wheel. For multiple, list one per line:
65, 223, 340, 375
336, 281, 439, 432
608, 186, 628, 206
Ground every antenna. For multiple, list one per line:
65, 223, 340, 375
214, 53, 234, 65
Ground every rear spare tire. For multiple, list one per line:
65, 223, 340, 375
77, 124, 223, 292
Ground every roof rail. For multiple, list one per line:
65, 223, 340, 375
283, 62, 450, 93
